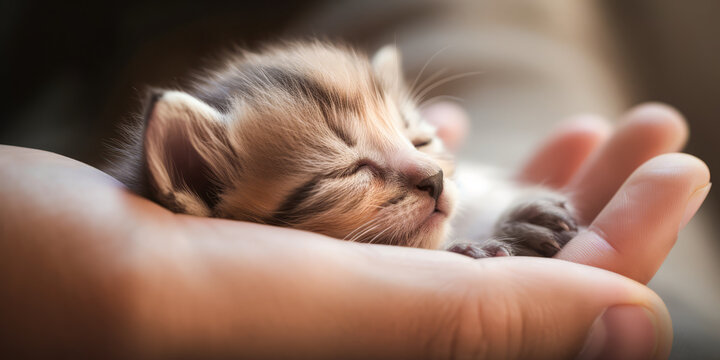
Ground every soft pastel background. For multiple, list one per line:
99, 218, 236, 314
2, 1, 718, 358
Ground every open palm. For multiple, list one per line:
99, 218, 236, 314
0, 103, 708, 359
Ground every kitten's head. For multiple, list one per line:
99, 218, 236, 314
140, 41, 456, 249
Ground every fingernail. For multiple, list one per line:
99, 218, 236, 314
577, 305, 658, 360
679, 183, 711, 230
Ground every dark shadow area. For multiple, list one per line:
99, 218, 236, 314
0, 0, 324, 165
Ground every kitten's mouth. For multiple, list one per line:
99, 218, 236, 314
422, 196, 450, 225
433, 193, 451, 217
415, 204, 447, 242
387, 193, 453, 249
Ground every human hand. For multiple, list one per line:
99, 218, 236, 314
428, 101, 708, 283
424, 102, 709, 359
0, 103, 708, 359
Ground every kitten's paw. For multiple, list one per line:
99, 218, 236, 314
447, 240, 514, 259
494, 196, 578, 257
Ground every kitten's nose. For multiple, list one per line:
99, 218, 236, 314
416, 170, 443, 202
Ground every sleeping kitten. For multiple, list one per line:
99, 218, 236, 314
109, 41, 578, 257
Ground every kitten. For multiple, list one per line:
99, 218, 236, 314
109, 41, 578, 258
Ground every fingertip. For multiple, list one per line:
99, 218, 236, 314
619, 281, 674, 360
557, 113, 613, 139
560, 153, 710, 283
634, 153, 710, 189
645, 289, 674, 360
565, 104, 692, 222
628, 102, 685, 123
635, 154, 711, 233
421, 101, 470, 152
552, 114, 612, 159
519, 114, 610, 187
623, 102, 689, 151
421, 101, 469, 130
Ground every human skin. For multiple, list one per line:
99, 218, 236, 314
0, 103, 710, 359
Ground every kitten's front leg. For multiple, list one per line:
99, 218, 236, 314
446, 239, 514, 258
448, 163, 579, 259
492, 193, 579, 257
447, 193, 578, 259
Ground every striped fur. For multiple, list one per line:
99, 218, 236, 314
111, 41, 457, 249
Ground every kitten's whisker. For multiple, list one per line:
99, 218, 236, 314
350, 224, 380, 243
415, 71, 486, 103
411, 68, 448, 100
389, 228, 403, 246
346, 219, 381, 242
418, 95, 465, 109
367, 227, 391, 244
343, 217, 380, 241
249, 215, 268, 225
410, 45, 454, 96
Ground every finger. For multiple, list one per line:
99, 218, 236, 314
421, 101, 470, 153
518, 114, 611, 188
565, 103, 689, 223
558, 153, 710, 283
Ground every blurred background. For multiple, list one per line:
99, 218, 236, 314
1, 0, 718, 358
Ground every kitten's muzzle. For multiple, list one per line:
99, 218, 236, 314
416, 170, 444, 203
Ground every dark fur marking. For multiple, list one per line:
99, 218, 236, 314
383, 193, 407, 207
142, 89, 164, 124
192, 65, 358, 147
265, 175, 335, 226
325, 159, 389, 181
324, 167, 357, 179
328, 121, 355, 147
261, 67, 357, 147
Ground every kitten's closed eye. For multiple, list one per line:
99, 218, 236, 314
352, 159, 381, 177
412, 138, 432, 148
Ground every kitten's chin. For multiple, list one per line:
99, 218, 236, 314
421, 201, 449, 228
426, 185, 456, 248
416, 214, 450, 249
419, 203, 451, 246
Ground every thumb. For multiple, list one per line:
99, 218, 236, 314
446, 257, 671, 360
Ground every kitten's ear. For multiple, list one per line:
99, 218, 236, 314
372, 44, 404, 93
142, 90, 231, 215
